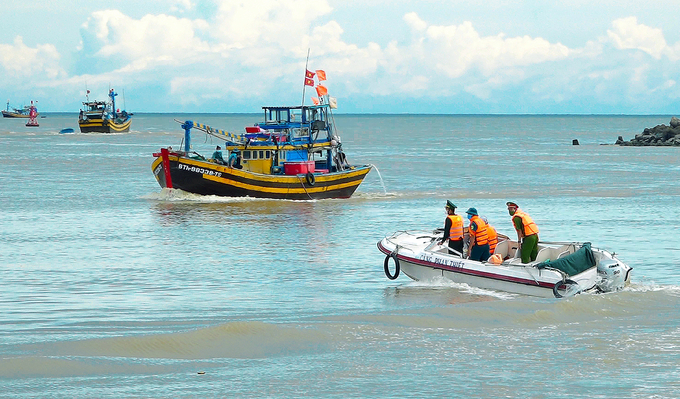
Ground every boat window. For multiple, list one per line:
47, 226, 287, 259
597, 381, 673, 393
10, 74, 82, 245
259, 150, 264, 159
280, 151, 286, 160
278, 109, 289, 122
266, 110, 275, 123
243, 150, 251, 159
265, 150, 270, 159
292, 128, 309, 138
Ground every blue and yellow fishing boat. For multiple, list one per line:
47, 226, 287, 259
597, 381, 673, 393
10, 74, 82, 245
151, 103, 372, 200
78, 88, 132, 133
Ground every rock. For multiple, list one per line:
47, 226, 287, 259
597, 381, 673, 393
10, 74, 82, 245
572, 139, 579, 145
616, 117, 680, 146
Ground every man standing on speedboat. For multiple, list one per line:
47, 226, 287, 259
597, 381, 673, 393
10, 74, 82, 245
439, 200, 464, 256
506, 201, 540, 263
466, 207, 490, 262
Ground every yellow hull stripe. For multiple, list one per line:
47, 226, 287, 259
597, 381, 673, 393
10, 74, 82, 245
202, 173, 364, 194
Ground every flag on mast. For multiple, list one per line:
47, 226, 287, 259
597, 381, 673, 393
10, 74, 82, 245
315, 70, 326, 81
315, 85, 328, 96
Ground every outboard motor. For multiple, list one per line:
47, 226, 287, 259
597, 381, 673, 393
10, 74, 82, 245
596, 256, 631, 292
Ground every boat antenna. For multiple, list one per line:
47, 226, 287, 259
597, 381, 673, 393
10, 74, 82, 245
301, 48, 310, 108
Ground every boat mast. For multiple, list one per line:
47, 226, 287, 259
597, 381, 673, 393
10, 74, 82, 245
301, 48, 310, 108
109, 88, 117, 118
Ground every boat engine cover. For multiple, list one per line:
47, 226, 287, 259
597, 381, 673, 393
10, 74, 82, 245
596, 258, 627, 292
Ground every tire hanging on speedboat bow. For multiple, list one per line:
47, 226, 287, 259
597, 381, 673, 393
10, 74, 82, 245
384, 252, 400, 280
552, 279, 580, 298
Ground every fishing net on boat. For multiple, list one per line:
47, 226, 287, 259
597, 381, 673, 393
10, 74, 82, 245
536, 242, 596, 277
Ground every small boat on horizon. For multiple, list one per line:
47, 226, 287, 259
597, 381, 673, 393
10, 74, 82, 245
78, 88, 132, 133
378, 230, 632, 298
151, 102, 372, 200
2, 100, 38, 118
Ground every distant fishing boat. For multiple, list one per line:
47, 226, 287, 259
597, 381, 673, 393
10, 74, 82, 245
78, 88, 132, 133
151, 103, 372, 200
2, 100, 37, 118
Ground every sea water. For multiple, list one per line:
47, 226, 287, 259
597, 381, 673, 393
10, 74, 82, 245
1, 113, 679, 398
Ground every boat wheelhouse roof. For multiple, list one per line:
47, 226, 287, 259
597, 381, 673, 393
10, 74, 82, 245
259, 104, 331, 129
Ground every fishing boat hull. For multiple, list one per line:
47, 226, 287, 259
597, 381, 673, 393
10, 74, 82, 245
151, 150, 372, 200
377, 231, 632, 298
2, 110, 32, 118
78, 117, 131, 133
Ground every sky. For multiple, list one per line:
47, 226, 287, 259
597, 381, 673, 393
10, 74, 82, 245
1, 0, 679, 114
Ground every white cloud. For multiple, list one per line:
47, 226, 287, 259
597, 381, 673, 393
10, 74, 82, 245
403, 12, 427, 32
607, 17, 668, 59
414, 18, 570, 78
211, 0, 333, 55
0, 36, 64, 80
80, 10, 210, 69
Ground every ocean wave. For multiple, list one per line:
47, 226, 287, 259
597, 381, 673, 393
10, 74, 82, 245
15, 321, 329, 361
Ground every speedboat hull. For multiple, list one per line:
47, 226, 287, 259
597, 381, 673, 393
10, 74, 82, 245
377, 231, 632, 298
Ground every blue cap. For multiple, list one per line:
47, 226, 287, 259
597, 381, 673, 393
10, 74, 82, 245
466, 207, 478, 216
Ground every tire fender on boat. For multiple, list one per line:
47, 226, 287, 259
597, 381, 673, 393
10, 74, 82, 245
305, 172, 315, 186
384, 252, 400, 280
553, 278, 579, 298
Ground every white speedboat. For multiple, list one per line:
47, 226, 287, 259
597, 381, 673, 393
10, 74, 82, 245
377, 230, 632, 298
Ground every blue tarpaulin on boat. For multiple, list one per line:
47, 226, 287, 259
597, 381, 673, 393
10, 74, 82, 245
537, 242, 596, 276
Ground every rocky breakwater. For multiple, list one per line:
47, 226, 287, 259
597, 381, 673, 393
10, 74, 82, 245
616, 117, 680, 146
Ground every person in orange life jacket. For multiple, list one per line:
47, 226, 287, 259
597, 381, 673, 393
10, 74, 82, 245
506, 201, 540, 263
439, 200, 464, 256
482, 216, 499, 255
466, 207, 490, 262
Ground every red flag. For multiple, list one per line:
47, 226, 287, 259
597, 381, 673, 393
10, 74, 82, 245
311, 97, 320, 105
304, 77, 315, 86
315, 70, 326, 81
305, 69, 315, 79
315, 85, 328, 96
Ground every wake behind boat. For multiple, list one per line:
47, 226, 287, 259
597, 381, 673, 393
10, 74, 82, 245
151, 103, 371, 200
378, 230, 632, 298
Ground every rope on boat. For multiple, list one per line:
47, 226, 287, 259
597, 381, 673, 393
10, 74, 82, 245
296, 174, 314, 200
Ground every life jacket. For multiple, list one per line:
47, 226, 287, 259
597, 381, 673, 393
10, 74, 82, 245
512, 209, 539, 236
469, 215, 488, 246
487, 224, 498, 253
447, 214, 464, 241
